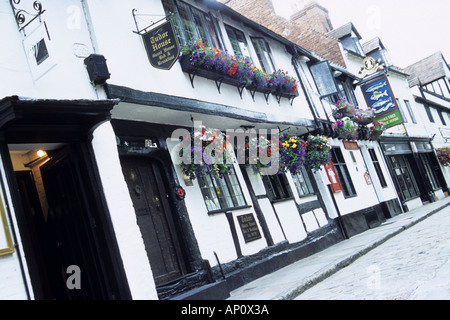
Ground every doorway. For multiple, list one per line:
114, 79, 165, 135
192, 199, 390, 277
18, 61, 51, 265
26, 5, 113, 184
121, 157, 187, 286
9, 143, 128, 300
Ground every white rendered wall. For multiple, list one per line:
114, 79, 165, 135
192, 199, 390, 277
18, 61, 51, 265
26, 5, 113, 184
92, 122, 158, 300
0, 0, 100, 100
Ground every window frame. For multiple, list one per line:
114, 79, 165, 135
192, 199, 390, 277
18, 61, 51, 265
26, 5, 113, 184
250, 37, 276, 74
262, 173, 293, 202
368, 148, 388, 188
403, 100, 417, 124
424, 104, 435, 123
224, 24, 252, 61
197, 167, 248, 213
292, 167, 316, 198
162, 0, 222, 48
330, 148, 357, 198
323, 78, 357, 107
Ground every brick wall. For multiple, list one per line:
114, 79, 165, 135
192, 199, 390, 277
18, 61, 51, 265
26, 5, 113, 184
220, 0, 346, 67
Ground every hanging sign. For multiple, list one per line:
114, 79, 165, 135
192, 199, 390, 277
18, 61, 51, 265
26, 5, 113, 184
361, 75, 403, 128
324, 161, 343, 194
142, 20, 180, 70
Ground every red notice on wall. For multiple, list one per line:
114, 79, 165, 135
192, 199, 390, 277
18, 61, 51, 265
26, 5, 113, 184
324, 161, 343, 193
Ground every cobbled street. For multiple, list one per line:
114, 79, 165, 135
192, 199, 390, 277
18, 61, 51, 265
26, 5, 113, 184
295, 207, 450, 300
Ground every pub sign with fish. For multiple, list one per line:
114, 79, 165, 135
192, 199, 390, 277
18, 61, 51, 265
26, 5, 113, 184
361, 75, 403, 128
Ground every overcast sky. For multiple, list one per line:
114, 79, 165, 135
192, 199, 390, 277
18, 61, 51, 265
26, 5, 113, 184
272, 0, 450, 68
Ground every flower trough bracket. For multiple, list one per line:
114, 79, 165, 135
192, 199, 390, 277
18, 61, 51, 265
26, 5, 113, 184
187, 69, 197, 89
274, 91, 298, 106
247, 84, 273, 104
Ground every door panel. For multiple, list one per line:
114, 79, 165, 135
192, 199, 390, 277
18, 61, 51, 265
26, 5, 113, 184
40, 146, 114, 299
121, 157, 185, 286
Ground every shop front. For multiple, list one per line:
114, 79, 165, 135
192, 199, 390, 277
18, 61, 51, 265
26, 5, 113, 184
381, 137, 446, 211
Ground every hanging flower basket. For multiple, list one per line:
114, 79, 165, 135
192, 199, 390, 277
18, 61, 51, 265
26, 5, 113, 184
178, 125, 235, 180
436, 147, 450, 167
332, 119, 359, 140
369, 121, 386, 141
244, 135, 276, 174
332, 97, 357, 120
278, 134, 306, 175
304, 135, 332, 172
353, 108, 376, 126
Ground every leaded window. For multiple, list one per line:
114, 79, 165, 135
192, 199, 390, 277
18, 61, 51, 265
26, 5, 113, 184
197, 167, 246, 212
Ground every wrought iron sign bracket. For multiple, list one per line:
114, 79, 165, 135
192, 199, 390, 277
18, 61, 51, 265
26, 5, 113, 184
10, 0, 46, 36
132, 9, 174, 35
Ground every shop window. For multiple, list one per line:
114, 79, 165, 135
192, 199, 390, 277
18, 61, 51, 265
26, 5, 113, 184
331, 148, 357, 198
225, 24, 252, 61
197, 167, 246, 212
292, 167, 315, 197
251, 37, 276, 74
389, 155, 420, 201
162, 0, 221, 48
368, 149, 387, 188
262, 173, 292, 201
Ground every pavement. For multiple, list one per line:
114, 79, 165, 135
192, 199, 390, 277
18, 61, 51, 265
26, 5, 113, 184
227, 196, 450, 300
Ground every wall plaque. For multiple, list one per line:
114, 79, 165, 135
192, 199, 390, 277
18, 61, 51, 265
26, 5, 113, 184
237, 213, 262, 243
142, 20, 180, 70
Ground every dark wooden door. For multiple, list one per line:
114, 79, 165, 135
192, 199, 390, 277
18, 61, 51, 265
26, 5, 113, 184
121, 157, 186, 286
40, 146, 118, 299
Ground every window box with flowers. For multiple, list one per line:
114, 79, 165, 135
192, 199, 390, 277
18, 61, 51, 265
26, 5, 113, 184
436, 147, 450, 167
246, 65, 277, 101
272, 70, 299, 105
179, 39, 253, 94
304, 135, 332, 172
179, 39, 299, 102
